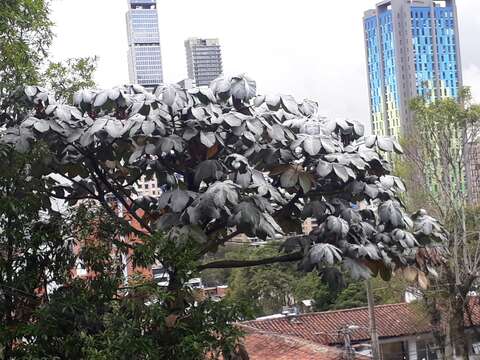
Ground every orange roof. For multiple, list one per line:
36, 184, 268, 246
244, 302, 429, 344
236, 325, 367, 360
243, 298, 480, 345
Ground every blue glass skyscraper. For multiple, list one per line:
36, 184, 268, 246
363, 0, 462, 138
126, 0, 163, 88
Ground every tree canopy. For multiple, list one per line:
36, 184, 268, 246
0, 144, 75, 358
399, 90, 480, 358
0, 0, 53, 96
0, 75, 446, 288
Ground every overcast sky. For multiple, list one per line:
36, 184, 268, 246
50, 0, 480, 128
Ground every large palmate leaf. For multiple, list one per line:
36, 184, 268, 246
309, 243, 343, 265
0, 75, 447, 287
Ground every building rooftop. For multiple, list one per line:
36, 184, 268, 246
243, 298, 480, 345
229, 325, 369, 360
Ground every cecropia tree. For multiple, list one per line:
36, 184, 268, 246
0, 75, 445, 288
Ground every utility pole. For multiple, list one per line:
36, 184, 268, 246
339, 326, 355, 360
366, 279, 382, 360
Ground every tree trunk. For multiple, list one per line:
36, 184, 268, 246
425, 296, 446, 358
3, 235, 14, 360
450, 297, 470, 359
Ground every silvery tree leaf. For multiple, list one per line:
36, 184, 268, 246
182, 126, 198, 141
325, 216, 349, 237
333, 164, 349, 182
379, 200, 404, 228
130, 101, 144, 116
364, 184, 379, 199
200, 131, 216, 148
207, 181, 239, 207
93, 91, 109, 107
281, 94, 299, 114
142, 120, 155, 136
266, 94, 281, 111
108, 87, 120, 101
236, 171, 251, 188
162, 85, 177, 106
377, 137, 394, 152
303, 136, 321, 156
299, 99, 317, 116
90, 118, 108, 133
392, 139, 403, 153
316, 160, 333, 177
309, 243, 342, 265
158, 189, 193, 213
230, 75, 256, 101
105, 120, 125, 138
223, 113, 242, 127
211, 77, 231, 99
55, 106, 71, 123
268, 124, 286, 141
380, 175, 395, 189
199, 87, 216, 104
33, 120, 50, 133
343, 258, 372, 279
320, 138, 336, 153
194, 160, 223, 185
364, 135, 377, 147
358, 243, 381, 260
253, 95, 265, 107
246, 119, 263, 136
353, 121, 365, 137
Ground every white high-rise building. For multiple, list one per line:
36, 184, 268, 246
125, 0, 163, 197
185, 38, 223, 87
126, 0, 164, 89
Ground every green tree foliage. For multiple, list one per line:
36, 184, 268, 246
0, 0, 53, 96
225, 245, 407, 317
43, 57, 98, 102
0, 144, 75, 358
401, 90, 480, 358
17, 205, 246, 360
227, 246, 297, 316
0, 0, 97, 119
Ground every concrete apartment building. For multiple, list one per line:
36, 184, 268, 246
126, 0, 164, 89
363, 0, 462, 139
184, 38, 223, 87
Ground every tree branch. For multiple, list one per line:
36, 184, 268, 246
85, 154, 154, 234
197, 230, 242, 257
197, 251, 302, 270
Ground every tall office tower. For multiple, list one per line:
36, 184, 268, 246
185, 38, 223, 87
363, 0, 462, 138
126, 0, 163, 89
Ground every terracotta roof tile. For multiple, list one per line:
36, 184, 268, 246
244, 299, 480, 345
237, 325, 369, 360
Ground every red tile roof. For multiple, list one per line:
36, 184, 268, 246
237, 325, 369, 360
244, 299, 480, 345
